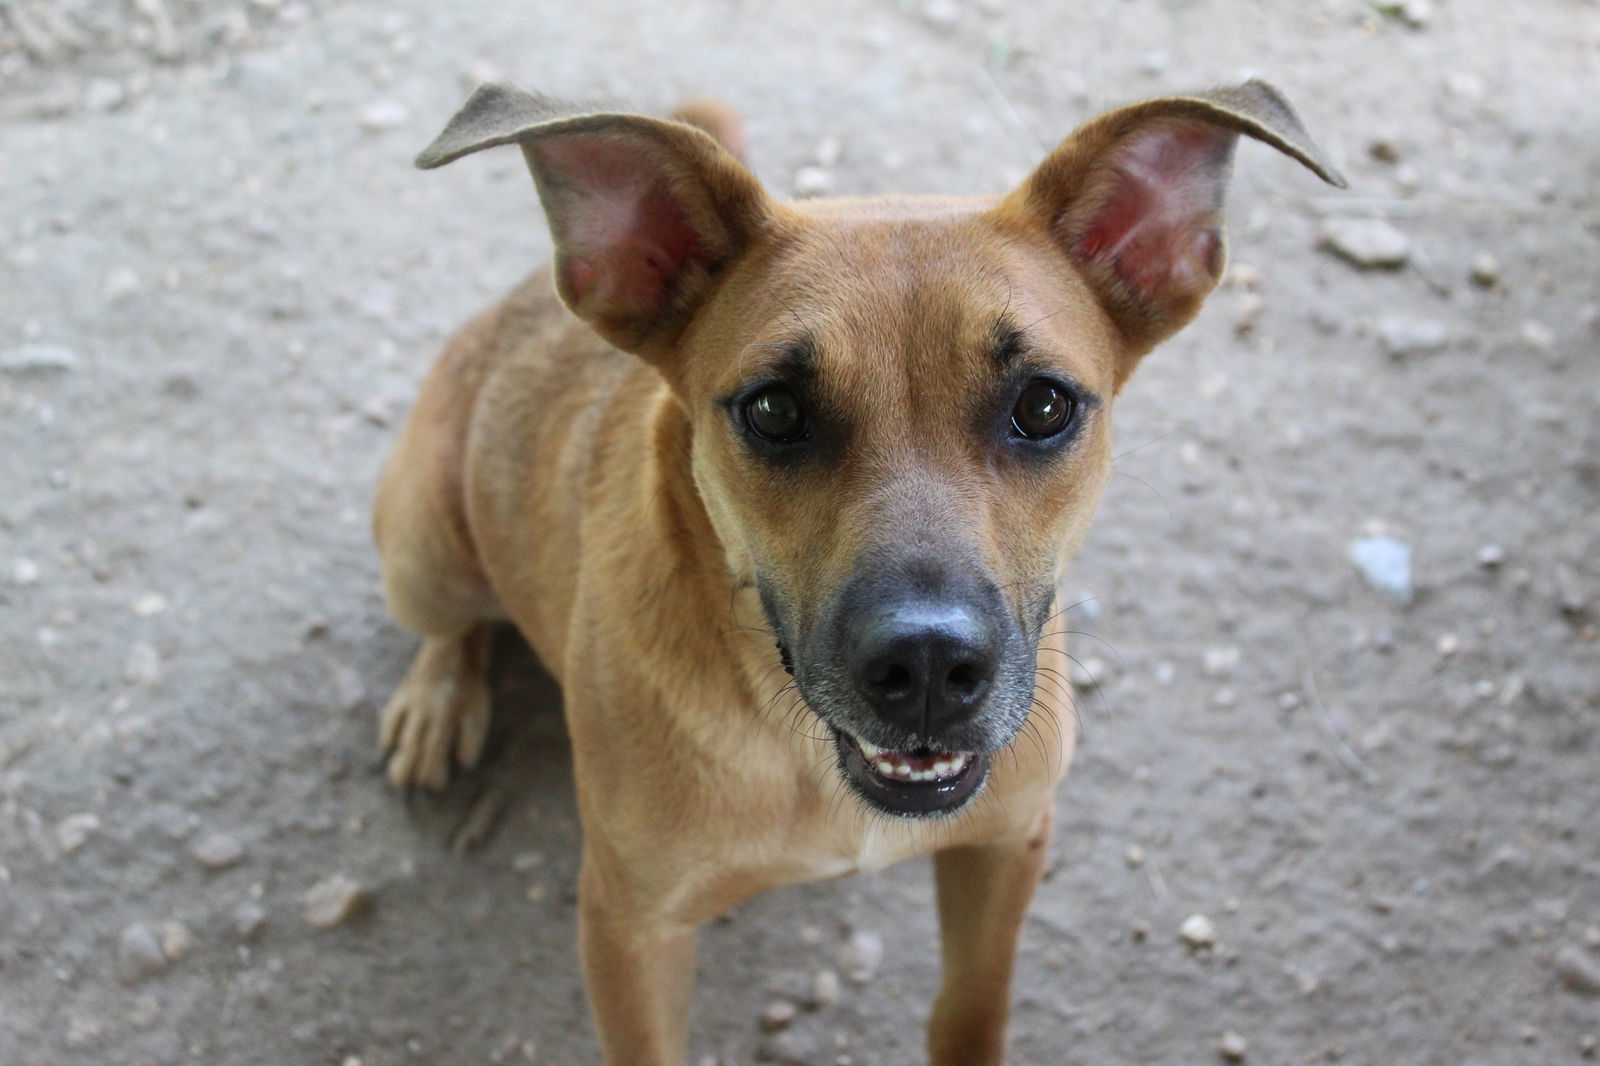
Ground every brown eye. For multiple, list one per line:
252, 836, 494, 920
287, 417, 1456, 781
744, 386, 807, 443
1011, 380, 1075, 439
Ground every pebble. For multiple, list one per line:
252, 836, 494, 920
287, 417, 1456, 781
124, 642, 163, 685
1436, 633, 1459, 657
359, 99, 410, 132
758, 1030, 814, 1065
1367, 134, 1403, 163
760, 999, 798, 1031
839, 928, 884, 984
1318, 218, 1410, 269
1179, 913, 1217, 948
1520, 320, 1554, 352
1477, 544, 1505, 568
1469, 252, 1500, 288
159, 921, 194, 963
84, 78, 127, 112
233, 901, 267, 939
793, 166, 834, 199
57, 813, 101, 854
1377, 316, 1449, 359
1202, 646, 1240, 678
192, 832, 246, 869
118, 922, 168, 983
808, 968, 841, 1009
0, 344, 79, 373
1233, 291, 1265, 334
1557, 945, 1600, 996
302, 874, 372, 928
104, 268, 142, 303
1220, 1030, 1249, 1061
10, 558, 40, 585
1067, 655, 1109, 690
1349, 536, 1413, 604
1124, 844, 1146, 868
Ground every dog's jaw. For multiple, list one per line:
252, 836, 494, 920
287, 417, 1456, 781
832, 728, 991, 818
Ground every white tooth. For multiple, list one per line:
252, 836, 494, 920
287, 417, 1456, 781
858, 738, 883, 757
894, 764, 911, 778
932, 760, 951, 777
876, 759, 895, 776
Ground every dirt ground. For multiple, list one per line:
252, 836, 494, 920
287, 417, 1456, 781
2, 1, 1598, 1063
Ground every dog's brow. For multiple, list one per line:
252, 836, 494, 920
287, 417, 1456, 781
989, 316, 1030, 369
738, 332, 817, 382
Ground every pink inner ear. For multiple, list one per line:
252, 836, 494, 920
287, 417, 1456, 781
1068, 120, 1235, 309
537, 136, 706, 321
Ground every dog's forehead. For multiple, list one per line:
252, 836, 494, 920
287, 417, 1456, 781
728, 200, 1114, 389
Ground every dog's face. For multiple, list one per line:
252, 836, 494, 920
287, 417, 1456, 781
679, 210, 1119, 815
417, 80, 1343, 816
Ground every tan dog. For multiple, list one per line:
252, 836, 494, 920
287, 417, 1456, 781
373, 80, 1343, 1064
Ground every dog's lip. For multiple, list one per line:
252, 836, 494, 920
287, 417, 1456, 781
832, 728, 989, 817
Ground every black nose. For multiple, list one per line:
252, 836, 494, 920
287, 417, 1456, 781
848, 602, 1000, 736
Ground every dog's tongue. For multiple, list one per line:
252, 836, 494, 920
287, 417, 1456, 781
855, 737, 972, 783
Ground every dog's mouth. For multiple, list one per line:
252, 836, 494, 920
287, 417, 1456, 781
831, 728, 990, 818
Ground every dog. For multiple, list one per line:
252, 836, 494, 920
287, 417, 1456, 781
372, 78, 1343, 1064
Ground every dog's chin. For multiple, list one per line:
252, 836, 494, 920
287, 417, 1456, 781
828, 726, 991, 819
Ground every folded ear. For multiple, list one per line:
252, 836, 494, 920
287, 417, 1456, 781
416, 83, 775, 356
998, 79, 1345, 371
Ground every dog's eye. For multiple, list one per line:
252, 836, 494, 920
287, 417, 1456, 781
744, 386, 807, 443
1011, 381, 1076, 439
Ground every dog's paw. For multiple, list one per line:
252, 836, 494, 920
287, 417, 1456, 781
379, 646, 491, 791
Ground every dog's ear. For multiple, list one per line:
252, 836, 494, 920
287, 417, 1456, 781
998, 79, 1345, 376
417, 83, 775, 356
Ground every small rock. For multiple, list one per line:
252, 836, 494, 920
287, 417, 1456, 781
1220, 1030, 1249, 1061
10, 558, 40, 585
1436, 633, 1459, 657
84, 78, 127, 112
359, 99, 410, 132
1202, 646, 1240, 678
1520, 320, 1554, 352
758, 1030, 815, 1065
1318, 218, 1410, 270
303, 874, 372, 928
133, 592, 168, 616
1377, 316, 1449, 359
1179, 913, 1216, 949
1124, 844, 1146, 868
1367, 135, 1403, 164
1469, 252, 1500, 288
808, 968, 841, 1009
1558, 945, 1600, 996
1477, 544, 1505, 568
839, 928, 884, 984
57, 813, 101, 854
793, 166, 833, 199
118, 923, 168, 983
104, 268, 141, 303
192, 833, 245, 869
760, 999, 798, 1031
1582, 1033, 1597, 1057
1350, 536, 1413, 604
124, 642, 162, 685
232, 902, 267, 940
1067, 656, 1109, 690
0, 344, 79, 373
159, 922, 194, 963
1233, 291, 1265, 334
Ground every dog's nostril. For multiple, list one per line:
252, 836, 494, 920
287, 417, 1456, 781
865, 661, 913, 699
945, 661, 992, 704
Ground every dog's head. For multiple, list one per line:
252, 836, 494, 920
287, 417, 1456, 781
418, 82, 1343, 817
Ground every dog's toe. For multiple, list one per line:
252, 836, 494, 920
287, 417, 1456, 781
379, 652, 491, 791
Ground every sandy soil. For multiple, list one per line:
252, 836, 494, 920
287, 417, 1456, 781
2, 1, 1598, 1063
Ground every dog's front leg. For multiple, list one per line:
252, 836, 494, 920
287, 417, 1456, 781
927, 803, 1055, 1065
578, 850, 698, 1066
